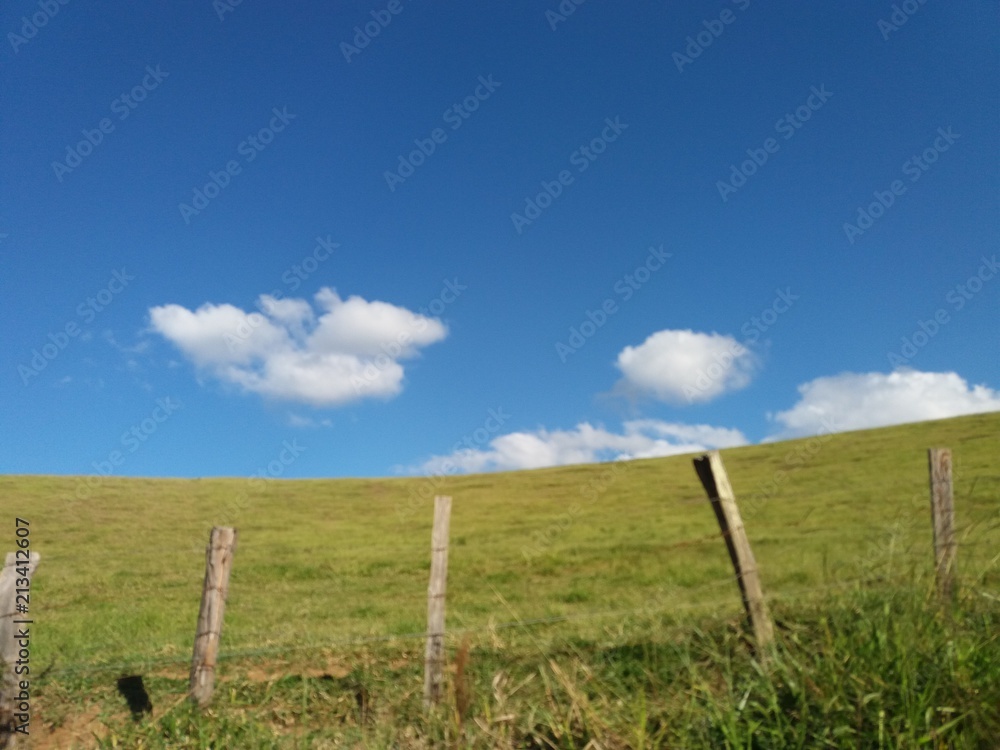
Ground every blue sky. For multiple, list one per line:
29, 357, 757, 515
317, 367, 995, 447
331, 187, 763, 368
2, 0, 998, 480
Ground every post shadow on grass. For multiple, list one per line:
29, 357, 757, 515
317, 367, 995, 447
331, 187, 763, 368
117, 675, 153, 719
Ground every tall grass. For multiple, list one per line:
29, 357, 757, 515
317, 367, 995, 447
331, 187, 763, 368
74, 582, 999, 748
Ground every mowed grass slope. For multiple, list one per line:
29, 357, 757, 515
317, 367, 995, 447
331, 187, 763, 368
11, 412, 998, 670
5, 412, 1000, 747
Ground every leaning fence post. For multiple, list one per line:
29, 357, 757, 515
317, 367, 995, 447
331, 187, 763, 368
423, 495, 452, 709
928, 448, 957, 601
693, 451, 775, 657
0, 551, 40, 749
189, 527, 237, 708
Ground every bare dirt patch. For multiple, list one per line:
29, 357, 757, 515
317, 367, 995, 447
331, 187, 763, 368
31, 704, 105, 750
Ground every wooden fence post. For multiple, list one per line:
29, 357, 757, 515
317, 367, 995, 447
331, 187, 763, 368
0, 551, 40, 749
928, 448, 957, 600
423, 495, 452, 709
693, 451, 775, 656
189, 527, 237, 708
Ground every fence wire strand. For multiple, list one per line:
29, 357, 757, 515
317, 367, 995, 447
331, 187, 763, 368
18, 465, 1000, 683
41, 571, 990, 680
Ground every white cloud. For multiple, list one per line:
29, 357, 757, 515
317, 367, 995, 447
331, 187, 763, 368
103, 329, 150, 354
614, 329, 757, 405
408, 420, 748, 475
149, 287, 447, 406
287, 413, 332, 428
309, 287, 442, 358
769, 369, 1000, 440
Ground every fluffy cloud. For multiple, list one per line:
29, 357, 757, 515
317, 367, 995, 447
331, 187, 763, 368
769, 369, 1000, 440
409, 420, 748, 475
614, 329, 758, 404
149, 288, 447, 406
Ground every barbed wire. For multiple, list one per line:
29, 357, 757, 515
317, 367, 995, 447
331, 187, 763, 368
20, 477, 1000, 684
48, 523, 1000, 572
40, 572, 980, 681
34, 536, 1000, 669
38, 602, 740, 679
41, 571, 748, 670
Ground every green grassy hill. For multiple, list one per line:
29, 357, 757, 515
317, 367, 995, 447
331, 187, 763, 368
6, 412, 1000, 748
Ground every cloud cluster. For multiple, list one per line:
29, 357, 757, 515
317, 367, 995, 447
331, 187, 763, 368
409, 368, 1000, 475
151, 297, 999, 477
149, 287, 446, 406
614, 329, 757, 404
769, 369, 1000, 440
410, 419, 749, 474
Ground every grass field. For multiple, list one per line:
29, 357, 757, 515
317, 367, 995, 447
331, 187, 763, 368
4, 412, 1000, 748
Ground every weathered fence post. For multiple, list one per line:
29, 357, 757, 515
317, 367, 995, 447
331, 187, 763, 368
0, 551, 40, 749
423, 495, 452, 709
189, 527, 237, 708
693, 451, 775, 656
927, 448, 957, 600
